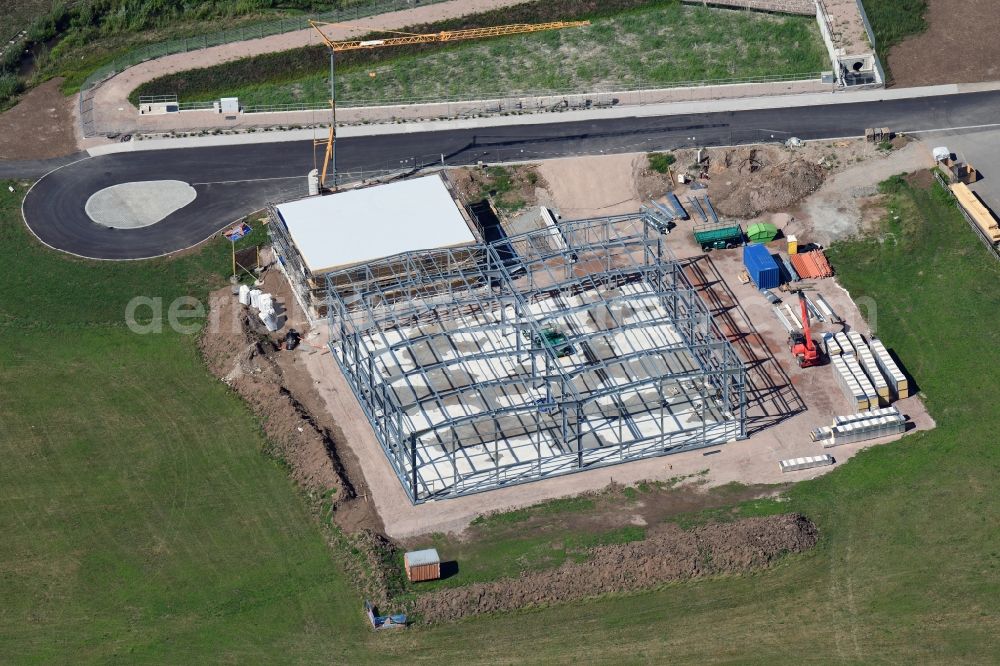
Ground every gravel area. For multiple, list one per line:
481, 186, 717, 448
85, 180, 196, 228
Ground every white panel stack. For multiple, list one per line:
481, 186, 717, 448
844, 354, 880, 410
831, 355, 869, 411
833, 406, 901, 426
869, 339, 909, 399
780, 455, 835, 473
855, 343, 890, 405
823, 332, 842, 357
846, 331, 867, 354
811, 406, 906, 447
835, 331, 855, 357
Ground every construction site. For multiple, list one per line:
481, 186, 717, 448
232, 125, 945, 537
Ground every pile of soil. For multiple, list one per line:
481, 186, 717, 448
447, 165, 546, 211
708, 147, 825, 218
416, 513, 818, 623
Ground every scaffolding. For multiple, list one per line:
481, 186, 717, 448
327, 215, 747, 502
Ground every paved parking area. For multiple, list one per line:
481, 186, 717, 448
919, 126, 1000, 213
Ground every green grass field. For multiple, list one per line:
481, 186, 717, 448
861, 0, 928, 52
0, 184, 368, 662
142, 3, 827, 107
2, 172, 1000, 662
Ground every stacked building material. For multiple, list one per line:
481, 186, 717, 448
950, 182, 1000, 244
845, 331, 868, 354
774, 306, 795, 333
869, 338, 909, 399
790, 250, 834, 279
822, 332, 842, 357
805, 296, 824, 323
779, 454, 834, 473
702, 196, 720, 224
831, 355, 870, 411
847, 354, 879, 409
781, 256, 800, 282
832, 354, 879, 411
688, 196, 708, 223
666, 192, 688, 220
814, 294, 841, 323
835, 331, 854, 357
810, 406, 906, 447
850, 334, 890, 405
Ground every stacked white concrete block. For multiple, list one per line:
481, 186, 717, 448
779, 454, 835, 473
811, 406, 906, 447
870, 338, 909, 399
835, 331, 854, 357
851, 333, 890, 407
831, 354, 877, 411
823, 332, 843, 357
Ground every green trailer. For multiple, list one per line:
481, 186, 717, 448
693, 222, 743, 251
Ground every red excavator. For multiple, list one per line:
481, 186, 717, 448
788, 291, 823, 368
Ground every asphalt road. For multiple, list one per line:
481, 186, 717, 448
21, 90, 1000, 259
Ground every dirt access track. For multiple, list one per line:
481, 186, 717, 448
887, 0, 1000, 87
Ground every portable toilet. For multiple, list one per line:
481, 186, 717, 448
743, 243, 781, 290
787, 234, 798, 255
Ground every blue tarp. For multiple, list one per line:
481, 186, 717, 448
743, 243, 781, 290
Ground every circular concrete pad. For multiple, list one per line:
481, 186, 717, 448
85, 180, 197, 229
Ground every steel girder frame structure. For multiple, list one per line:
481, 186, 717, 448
327, 215, 747, 503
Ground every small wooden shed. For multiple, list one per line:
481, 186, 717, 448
404, 548, 441, 583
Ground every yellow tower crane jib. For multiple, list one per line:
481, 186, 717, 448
308, 19, 590, 191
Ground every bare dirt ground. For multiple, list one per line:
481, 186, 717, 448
0, 79, 79, 160
536, 153, 644, 217
887, 0, 1000, 87
705, 146, 826, 218
199, 267, 384, 536
789, 140, 935, 245
416, 513, 818, 622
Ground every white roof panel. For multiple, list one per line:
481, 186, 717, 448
275, 174, 475, 273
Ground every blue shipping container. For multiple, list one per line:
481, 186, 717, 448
743, 243, 781, 290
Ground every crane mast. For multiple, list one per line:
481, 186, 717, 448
308, 19, 590, 191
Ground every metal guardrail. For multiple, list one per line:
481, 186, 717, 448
216, 71, 826, 115
138, 94, 178, 105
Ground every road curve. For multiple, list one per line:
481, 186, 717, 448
23, 90, 1000, 260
